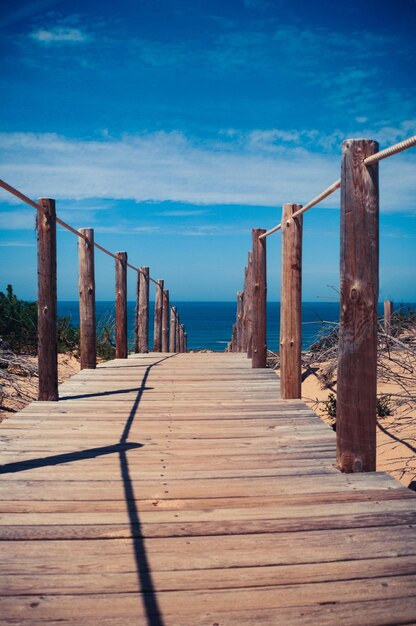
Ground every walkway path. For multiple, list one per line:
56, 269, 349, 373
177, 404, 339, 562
1, 353, 416, 624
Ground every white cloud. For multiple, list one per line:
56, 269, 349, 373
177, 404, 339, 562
0, 130, 414, 216
158, 210, 208, 217
30, 26, 90, 44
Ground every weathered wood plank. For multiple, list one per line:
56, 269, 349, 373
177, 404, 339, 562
1, 352, 415, 625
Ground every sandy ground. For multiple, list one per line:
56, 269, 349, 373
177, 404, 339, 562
0, 353, 80, 423
300, 361, 416, 489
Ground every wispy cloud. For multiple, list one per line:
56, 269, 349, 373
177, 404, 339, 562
158, 209, 208, 217
0, 209, 36, 230
0, 130, 414, 215
30, 26, 90, 44
0, 241, 36, 247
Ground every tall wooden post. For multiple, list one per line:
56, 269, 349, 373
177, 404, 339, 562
154, 279, 164, 352
162, 289, 170, 352
137, 267, 149, 353
78, 228, 96, 369
246, 252, 253, 357
384, 300, 393, 335
37, 198, 58, 401
251, 229, 267, 368
236, 291, 244, 352
242, 267, 248, 351
184, 331, 188, 353
337, 138, 379, 473
280, 204, 303, 398
169, 306, 177, 352
115, 252, 128, 359
176, 314, 181, 352
180, 324, 185, 353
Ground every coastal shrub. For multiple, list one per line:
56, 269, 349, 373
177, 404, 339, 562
96, 317, 116, 361
0, 285, 80, 356
57, 316, 80, 354
0, 285, 37, 353
323, 393, 337, 419
376, 394, 393, 418
324, 392, 393, 424
390, 306, 416, 337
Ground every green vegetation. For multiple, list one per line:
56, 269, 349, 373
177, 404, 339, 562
324, 392, 393, 427
0, 285, 115, 360
0, 285, 38, 353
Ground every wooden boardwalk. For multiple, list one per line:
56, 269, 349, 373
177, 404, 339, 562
1, 352, 416, 625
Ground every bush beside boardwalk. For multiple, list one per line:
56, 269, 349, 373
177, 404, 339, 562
297, 312, 416, 488
0, 285, 115, 421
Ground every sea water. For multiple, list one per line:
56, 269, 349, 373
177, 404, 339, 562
57, 301, 405, 352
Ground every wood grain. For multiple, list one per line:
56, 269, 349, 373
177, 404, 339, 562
153, 279, 164, 352
115, 252, 127, 359
36, 197, 58, 400
1, 352, 415, 625
136, 266, 149, 353
280, 204, 302, 398
251, 229, 267, 368
337, 139, 379, 472
162, 289, 169, 353
78, 228, 96, 369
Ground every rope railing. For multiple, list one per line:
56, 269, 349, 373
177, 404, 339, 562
228, 131, 415, 477
363, 134, 416, 165
259, 134, 416, 239
0, 177, 188, 397
0, 178, 180, 317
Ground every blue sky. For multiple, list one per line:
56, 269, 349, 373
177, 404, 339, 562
0, 0, 415, 302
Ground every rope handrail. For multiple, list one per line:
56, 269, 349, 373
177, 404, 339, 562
363, 134, 416, 165
0, 179, 89, 242
0, 177, 182, 319
259, 134, 416, 239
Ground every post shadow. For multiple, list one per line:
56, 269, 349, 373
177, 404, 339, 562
117, 354, 176, 626
0, 353, 176, 626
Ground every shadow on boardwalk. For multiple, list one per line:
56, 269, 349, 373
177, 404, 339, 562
0, 353, 177, 626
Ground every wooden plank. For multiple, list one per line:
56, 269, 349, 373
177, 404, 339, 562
1, 352, 415, 626
1, 576, 416, 621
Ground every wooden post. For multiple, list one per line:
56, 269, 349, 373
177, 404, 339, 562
184, 331, 188, 353
169, 307, 177, 352
242, 267, 248, 351
337, 138, 379, 473
115, 252, 128, 359
78, 228, 96, 369
280, 204, 303, 399
162, 289, 170, 352
251, 229, 267, 368
246, 252, 253, 357
384, 300, 393, 335
236, 291, 244, 352
180, 324, 185, 353
153, 279, 164, 352
37, 198, 58, 401
176, 313, 181, 352
136, 267, 149, 353
231, 323, 237, 352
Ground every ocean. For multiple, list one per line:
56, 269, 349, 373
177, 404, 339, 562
57, 301, 408, 352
